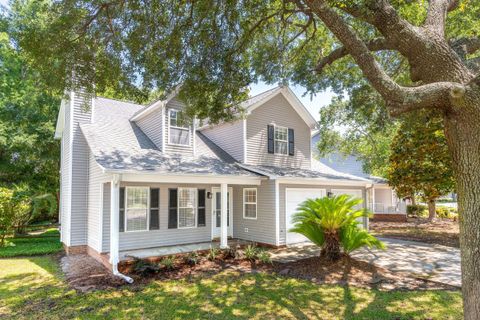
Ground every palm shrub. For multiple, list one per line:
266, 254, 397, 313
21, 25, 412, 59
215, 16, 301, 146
290, 195, 384, 261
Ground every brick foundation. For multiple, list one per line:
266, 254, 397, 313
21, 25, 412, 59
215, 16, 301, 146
371, 213, 407, 222
63, 244, 87, 255
64, 244, 112, 270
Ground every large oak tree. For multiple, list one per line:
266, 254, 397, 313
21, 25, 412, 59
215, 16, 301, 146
5, 0, 480, 317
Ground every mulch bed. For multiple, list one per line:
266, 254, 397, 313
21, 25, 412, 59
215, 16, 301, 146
273, 255, 457, 291
61, 251, 458, 293
370, 217, 459, 248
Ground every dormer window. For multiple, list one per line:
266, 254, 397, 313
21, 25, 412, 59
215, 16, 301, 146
274, 126, 288, 155
169, 109, 190, 145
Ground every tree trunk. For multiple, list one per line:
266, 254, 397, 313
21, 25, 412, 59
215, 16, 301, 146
411, 196, 416, 206
321, 231, 341, 261
444, 97, 480, 319
427, 199, 436, 221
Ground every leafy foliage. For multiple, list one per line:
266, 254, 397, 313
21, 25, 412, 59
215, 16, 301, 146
387, 111, 455, 206
0, 28, 60, 195
160, 256, 175, 271
256, 249, 272, 265
207, 248, 219, 261
0, 186, 32, 246
243, 244, 258, 262
290, 195, 383, 260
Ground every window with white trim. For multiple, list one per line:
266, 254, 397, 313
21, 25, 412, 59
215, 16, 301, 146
178, 188, 197, 228
243, 188, 257, 219
125, 187, 149, 232
169, 109, 190, 145
274, 126, 288, 155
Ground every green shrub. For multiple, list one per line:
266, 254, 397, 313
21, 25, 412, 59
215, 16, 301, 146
184, 251, 199, 266
160, 256, 175, 270
436, 206, 458, 219
243, 244, 258, 261
256, 250, 272, 264
207, 248, 219, 261
290, 195, 384, 261
133, 258, 160, 275
407, 204, 428, 216
223, 246, 240, 259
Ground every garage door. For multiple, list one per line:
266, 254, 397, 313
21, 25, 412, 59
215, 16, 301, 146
286, 188, 326, 244
330, 189, 366, 227
330, 189, 363, 208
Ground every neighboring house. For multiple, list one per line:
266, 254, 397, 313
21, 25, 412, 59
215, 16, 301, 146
311, 132, 407, 221
55, 85, 390, 275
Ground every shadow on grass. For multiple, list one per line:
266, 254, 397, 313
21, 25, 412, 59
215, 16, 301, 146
0, 256, 463, 319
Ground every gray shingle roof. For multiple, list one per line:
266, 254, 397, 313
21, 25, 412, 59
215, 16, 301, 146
240, 162, 371, 182
81, 97, 260, 177
239, 86, 282, 109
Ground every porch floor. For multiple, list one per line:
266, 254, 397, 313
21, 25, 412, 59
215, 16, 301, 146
119, 239, 252, 260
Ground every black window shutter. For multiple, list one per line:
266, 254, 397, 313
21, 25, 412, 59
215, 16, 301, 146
288, 128, 295, 156
168, 189, 178, 229
198, 189, 206, 227
267, 125, 274, 154
149, 188, 160, 230
119, 187, 125, 232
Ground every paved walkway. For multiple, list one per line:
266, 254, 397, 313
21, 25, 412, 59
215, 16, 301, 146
271, 238, 461, 287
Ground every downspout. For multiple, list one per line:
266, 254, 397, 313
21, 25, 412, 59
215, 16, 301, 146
110, 174, 134, 283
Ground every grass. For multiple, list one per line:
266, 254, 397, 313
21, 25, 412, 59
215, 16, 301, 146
0, 255, 463, 319
0, 228, 62, 257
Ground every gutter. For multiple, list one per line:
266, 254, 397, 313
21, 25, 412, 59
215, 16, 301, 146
113, 262, 134, 284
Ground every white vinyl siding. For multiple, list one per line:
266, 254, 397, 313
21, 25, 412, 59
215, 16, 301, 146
178, 188, 197, 228
102, 183, 213, 252
136, 110, 164, 150
87, 153, 107, 252
233, 181, 276, 245
246, 94, 311, 169
201, 119, 245, 162
125, 187, 149, 232
243, 188, 257, 219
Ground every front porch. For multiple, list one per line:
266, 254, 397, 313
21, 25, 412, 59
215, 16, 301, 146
105, 173, 269, 273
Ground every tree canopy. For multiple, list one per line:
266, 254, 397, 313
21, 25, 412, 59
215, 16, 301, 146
0, 28, 60, 194
387, 111, 455, 218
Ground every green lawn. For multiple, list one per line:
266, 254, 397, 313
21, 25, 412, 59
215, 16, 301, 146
0, 228, 62, 257
0, 255, 462, 319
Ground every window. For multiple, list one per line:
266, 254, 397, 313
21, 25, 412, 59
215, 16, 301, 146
274, 126, 288, 155
178, 188, 197, 228
125, 187, 149, 232
243, 188, 257, 219
169, 109, 190, 145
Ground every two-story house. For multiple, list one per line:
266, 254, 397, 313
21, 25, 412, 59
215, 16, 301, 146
55, 85, 378, 279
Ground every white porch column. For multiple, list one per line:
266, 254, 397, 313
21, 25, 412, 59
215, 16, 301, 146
372, 188, 376, 213
110, 174, 120, 265
220, 182, 228, 248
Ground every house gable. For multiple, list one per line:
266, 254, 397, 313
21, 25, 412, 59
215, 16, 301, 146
246, 92, 312, 169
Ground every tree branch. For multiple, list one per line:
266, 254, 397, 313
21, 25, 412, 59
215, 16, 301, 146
424, 0, 459, 33
315, 38, 394, 73
387, 82, 464, 116
303, 0, 464, 117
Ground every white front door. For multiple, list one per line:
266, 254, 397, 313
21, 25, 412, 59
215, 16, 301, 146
212, 187, 233, 238
286, 188, 326, 244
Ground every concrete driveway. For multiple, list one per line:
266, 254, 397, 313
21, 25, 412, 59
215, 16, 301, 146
271, 238, 461, 287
